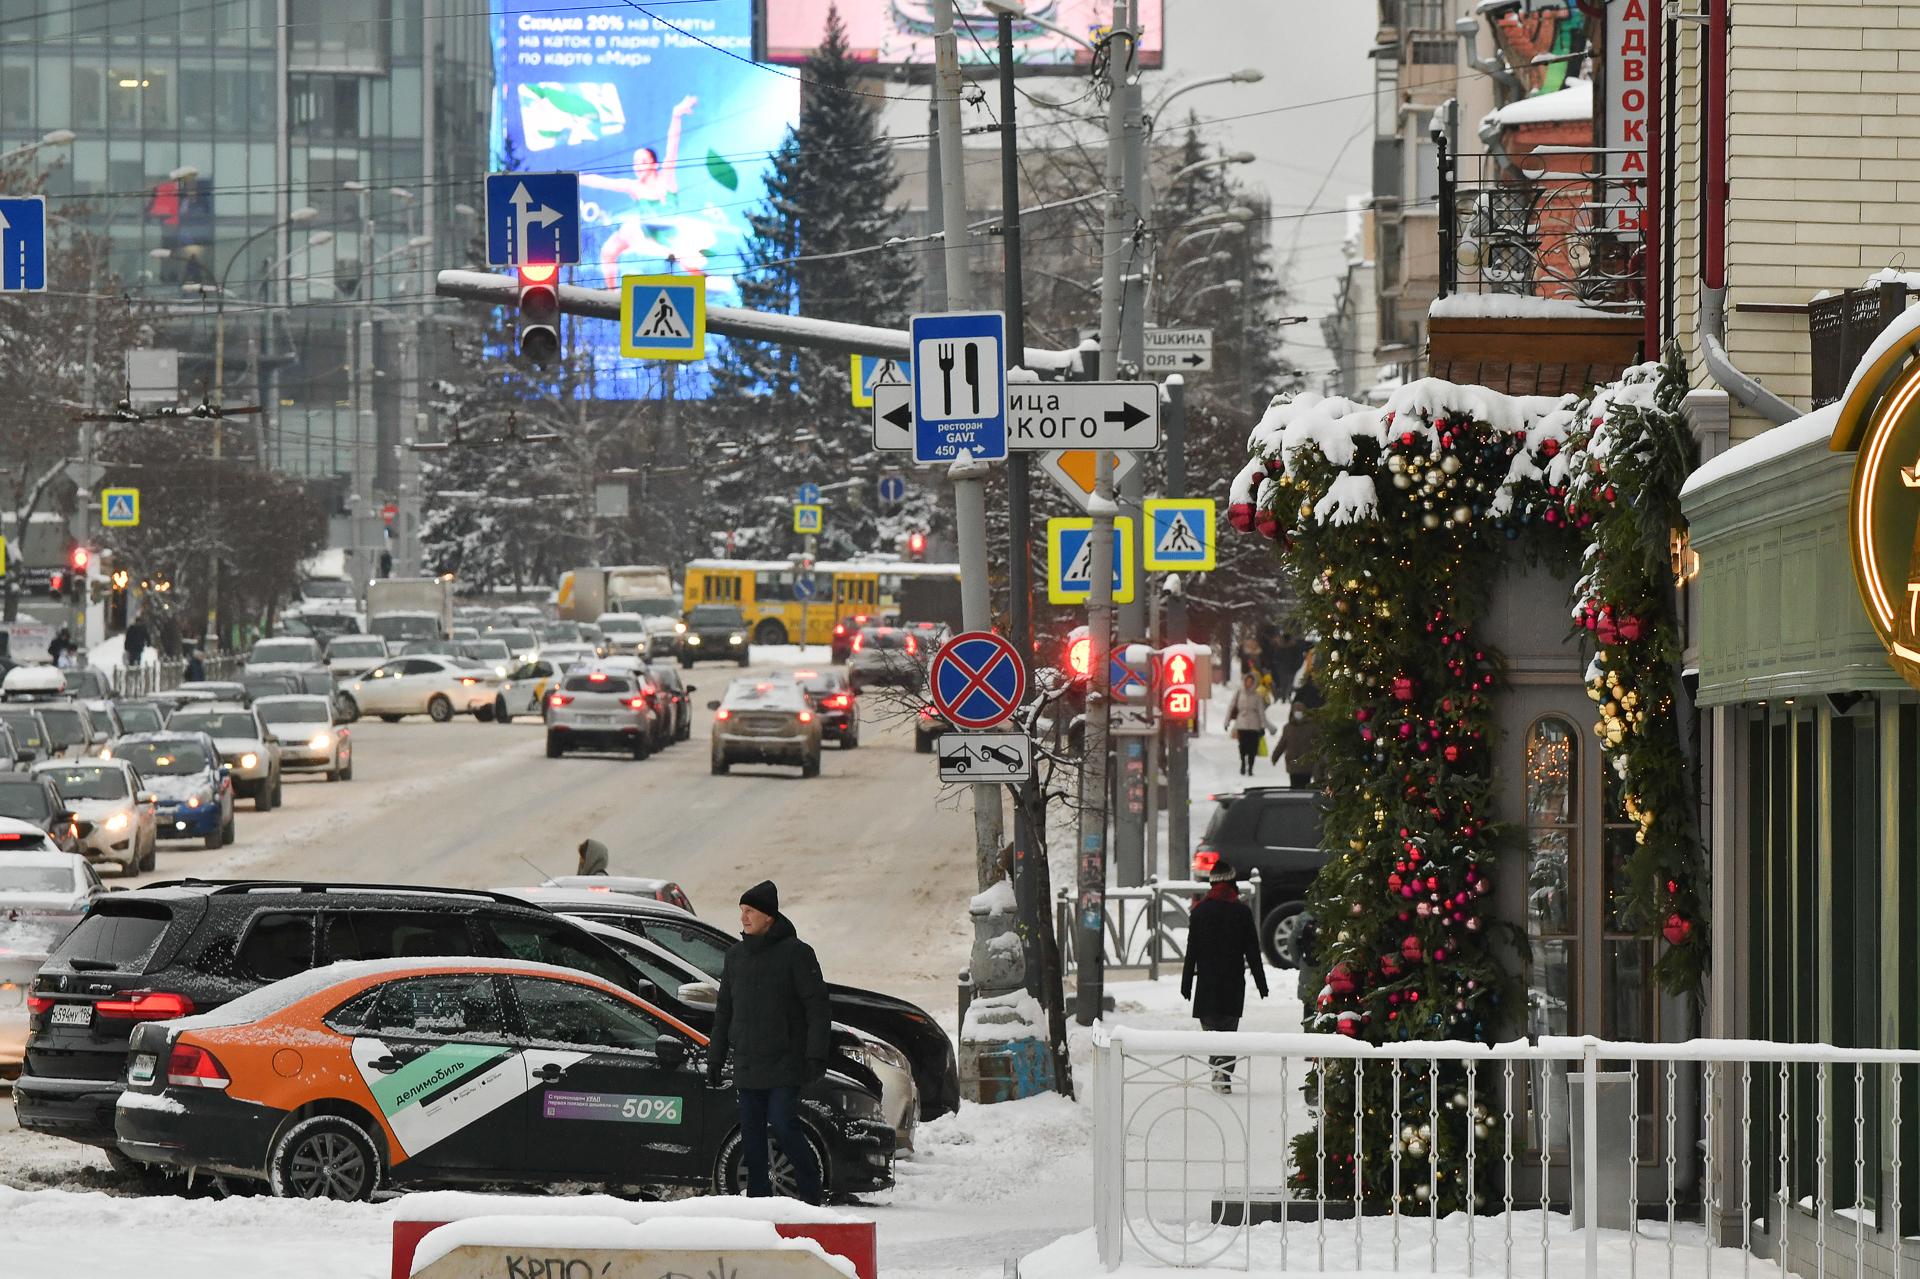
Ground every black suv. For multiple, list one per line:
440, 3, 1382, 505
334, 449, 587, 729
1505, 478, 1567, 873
679, 605, 750, 667
14, 880, 647, 1153
1192, 787, 1329, 968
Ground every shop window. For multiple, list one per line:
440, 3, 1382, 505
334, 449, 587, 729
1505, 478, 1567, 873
1525, 716, 1577, 1037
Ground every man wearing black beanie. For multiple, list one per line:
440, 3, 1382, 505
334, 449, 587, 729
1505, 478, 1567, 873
706, 878, 831, 1202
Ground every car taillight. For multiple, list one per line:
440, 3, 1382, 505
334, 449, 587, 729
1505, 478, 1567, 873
715, 708, 731, 721
166, 1043, 230, 1089
851, 634, 864, 652
459, 676, 479, 685
549, 693, 573, 707
1191, 848, 1220, 878
833, 624, 845, 636
798, 710, 813, 724
624, 697, 647, 710
96, 991, 196, 1021
26, 994, 52, 1015
905, 635, 918, 655
825, 694, 850, 709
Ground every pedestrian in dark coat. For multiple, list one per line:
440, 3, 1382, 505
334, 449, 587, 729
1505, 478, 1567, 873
122, 615, 150, 669
707, 879, 832, 1201
1181, 863, 1268, 1091
183, 648, 206, 681
1272, 700, 1321, 788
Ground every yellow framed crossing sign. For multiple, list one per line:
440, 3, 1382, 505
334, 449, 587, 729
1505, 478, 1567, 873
1047, 516, 1136, 605
101, 488, 140, 528
793, 504, 823, 535
620, 274, 706, 361
1143, 498, 1216, 571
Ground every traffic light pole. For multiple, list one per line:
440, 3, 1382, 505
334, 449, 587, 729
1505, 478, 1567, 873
1163, 375, 1191, 877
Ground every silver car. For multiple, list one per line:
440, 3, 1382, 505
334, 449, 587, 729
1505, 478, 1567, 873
544, 668, 657, 759
0, 850, 102, 1073
710, 678, 823, 777
253, 695, 353, 781
32, 759, 158, 875
166, 703, 284, 811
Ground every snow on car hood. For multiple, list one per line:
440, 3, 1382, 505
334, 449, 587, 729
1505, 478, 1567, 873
69, 797, 132, 821
143, 773, 215, 803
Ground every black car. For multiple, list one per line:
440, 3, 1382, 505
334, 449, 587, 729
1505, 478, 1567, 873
0, 772, 77, 851
679, 605, 750, 667
1192, 786, 1329, 967
794, 668, 858, 748
14, 880, 660, 1154
647, 663, 695, 742
505, 887, 960, 1120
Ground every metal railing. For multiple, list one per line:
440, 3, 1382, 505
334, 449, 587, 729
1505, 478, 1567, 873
110, 653, 242, 698
1091, 1026, 1920, 1278
1438, 148, 1645, 310
1057, 873, 1261, 983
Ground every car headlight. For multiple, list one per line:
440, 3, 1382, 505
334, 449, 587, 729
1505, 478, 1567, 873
495, 666, 508, 678
239, 753, 259, 769
864, 1038, 910, 1072
185, 792, 205, 809
687, 635, 702, 646
104, 812, 130, 833
830, 1088, 884, 1120
674, 621, 687, 633
729, 634, 743, 646
308, 732, 331, 750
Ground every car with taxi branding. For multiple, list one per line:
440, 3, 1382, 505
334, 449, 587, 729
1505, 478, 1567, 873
33, 759, 158, 875
113, 957, 893, 1200
253, 695, 352, 782
710, 678, 822, 777
545, 669, 657, 759
168, 704, 283, 812
491, 657, 563, 725
104, 733, 234, 850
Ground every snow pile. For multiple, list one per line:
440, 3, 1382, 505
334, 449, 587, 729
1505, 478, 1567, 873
1429, 292, 1619, 320
969, 878, 1016, 916
411, 1216, 858, 1277
961, 989, 1045, 1042
1679, 402, 1841, 499
1481, 77, 1593, 132
889, 1092, 1091, 1210
394, 1191, 864, 1224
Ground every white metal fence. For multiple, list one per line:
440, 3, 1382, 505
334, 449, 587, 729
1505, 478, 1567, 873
111, 653, 241, 698
1091, 1026, 1920, 1279
1057, 874, 1262, 982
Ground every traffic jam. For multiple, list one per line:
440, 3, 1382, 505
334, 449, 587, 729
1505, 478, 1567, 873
0, 563, 966, 1202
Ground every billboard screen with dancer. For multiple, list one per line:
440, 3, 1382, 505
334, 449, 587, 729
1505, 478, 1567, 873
490, 0, 799, 397
763, 0, 1165, 72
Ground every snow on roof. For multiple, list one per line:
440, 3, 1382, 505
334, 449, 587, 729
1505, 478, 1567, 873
1679, 402, 1842, 500
1482, 78, 1593, 132
411, 1216, 860, 1278
1843, 298, 1920, 407
393, 1191, 865, 1225
1429, 292, 1619, 321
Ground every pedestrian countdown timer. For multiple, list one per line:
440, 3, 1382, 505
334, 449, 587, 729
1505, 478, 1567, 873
930, 630, 1026, 731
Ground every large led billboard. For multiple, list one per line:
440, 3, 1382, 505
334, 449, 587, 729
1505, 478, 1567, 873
763, 0, 1164, 71
490, 0, 799, 397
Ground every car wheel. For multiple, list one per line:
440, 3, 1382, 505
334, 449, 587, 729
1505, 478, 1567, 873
676, 719, 691, 742
140, 836, 156, 873
426, 695, 453, 723
473, 703, 494, 723
679, 656, 693, 669
840, 731, 858, 749
711, 754, 729, 775
334, 693, 359, 724
1262, 904, 1305, 969
753, 619, 789, 647
736, 652, 749, 667
203, 825, 223, 850
340, 758, 353, 782
223, 812, 237, 845
272, 776, 283, 807
254, 782, 273, 813
714, 1123, 829, 1199
546, 733, 565, 759
268, 1114, 383, 1202
326, 766, 340, 782
379, 714, 402, 724
801, 753, 821, 778
495, 698, 512, 725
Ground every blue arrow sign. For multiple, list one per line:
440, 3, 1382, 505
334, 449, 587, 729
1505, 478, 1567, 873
878, 474, 907, 507
797, 482, 821, 504
0, 196, 47, 293
909, 310, 1007, 464
485, 172, 579, 267
793, 573, 818, 601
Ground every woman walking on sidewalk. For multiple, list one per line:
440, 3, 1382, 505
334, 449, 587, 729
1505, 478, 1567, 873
1182, 862, 1268, 1092
1224, 672, 1274, 776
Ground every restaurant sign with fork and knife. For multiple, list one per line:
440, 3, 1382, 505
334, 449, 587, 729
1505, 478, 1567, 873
910, 310, 1008, 464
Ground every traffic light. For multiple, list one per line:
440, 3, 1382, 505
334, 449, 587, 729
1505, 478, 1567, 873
1158, 647, 1197, 721
516, 263, 560, 364
67, 546, 89, 603
1066, 634, 1092, 682
906, 530, 926, 560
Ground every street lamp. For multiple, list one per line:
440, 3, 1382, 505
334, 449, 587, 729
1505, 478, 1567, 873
1155, 70, 1264, 120
981, 0, 1096, 51
1166, 152, 1255, 190
0, 129, 76, 164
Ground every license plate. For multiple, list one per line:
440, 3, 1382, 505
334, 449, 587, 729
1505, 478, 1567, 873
129, 1054, 156, 1085
50, 1003, 90, 1027
576, 714, 614, 724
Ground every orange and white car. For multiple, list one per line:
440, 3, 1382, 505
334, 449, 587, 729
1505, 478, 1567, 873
113, 957, 895, 1200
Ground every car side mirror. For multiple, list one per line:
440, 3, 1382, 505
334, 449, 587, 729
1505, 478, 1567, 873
685, 686, 696, 695
677, 981, 719, 1012
57, 810, 76, 827
655, 1033, 689, 1072
137, 792, 157, 805
263, 734, 280, 745
705, 700, 721, 711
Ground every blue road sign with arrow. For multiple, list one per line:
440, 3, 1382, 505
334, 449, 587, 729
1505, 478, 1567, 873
793, 573, 818, 601
0, 196, 47, 293
485, 172, 578, 267
878, 474, 907, 507
797, 482, 821, 504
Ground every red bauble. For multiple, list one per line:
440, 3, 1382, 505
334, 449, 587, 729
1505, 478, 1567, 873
1616, 614, 1645, 642
1663, 913, 1694, 946
1328, 963, 1357, 996
1226, 501, 1255, 533
1387, 873, 1404, 892
1391, 675, 1416, 702
1255, 508, 1281, 540
1443, 744, 1461, 763
1594, 615, 1619, 646
1400, 935, 1424, 962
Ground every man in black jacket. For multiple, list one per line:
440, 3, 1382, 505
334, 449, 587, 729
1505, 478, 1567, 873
1181, 862, 1268, 1092
707, 879, 832, 1201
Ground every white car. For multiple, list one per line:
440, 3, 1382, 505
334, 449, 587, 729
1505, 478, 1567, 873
593, 612, 648, 657
244, 636, 325, 676
493, 656, 565, 724
537, 642, 597, 671
485, 627, 541, 665
31, 759, 158, 875
253, 695, 353, 781
0, 850, 103, 1071
341, 654, 501, 723
167, 703, 284, 811
323, 634, 389, 681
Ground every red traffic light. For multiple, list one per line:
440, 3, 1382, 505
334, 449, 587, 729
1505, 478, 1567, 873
518, 263, 558, 285
1162, 686, 1197, 719
1066, 635, 1092, 681
69, 547, 90, 572
907, 531, 926, 557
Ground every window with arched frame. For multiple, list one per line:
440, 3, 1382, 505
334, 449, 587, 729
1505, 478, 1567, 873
1525, 715, 1578, 1037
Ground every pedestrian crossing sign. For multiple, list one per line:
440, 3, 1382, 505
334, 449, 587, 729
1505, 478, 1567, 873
101, 488, 140, 528
794, 503, 823, 535
1047, 516, 1136, 605
1143, 498, 1215, 571
850, 353, 910, 409
619, 274, 706, 361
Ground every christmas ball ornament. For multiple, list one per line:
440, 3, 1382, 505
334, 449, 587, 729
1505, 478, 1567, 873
1663, 913, 1693, 945
1255, 508, 1281, 540
1407, 1139, 1427, 1159
1401, 935, 1424, 962
1617, 614, 1645, 642
1226, 501, 1254, 533
1391, 675, 1416, 702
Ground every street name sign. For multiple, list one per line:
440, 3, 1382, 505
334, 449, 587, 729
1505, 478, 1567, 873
0, 196, 47, 293
850, 353, 910, 409
930, 630, 1027, 731
1007, 383, 1159, 451
1143, 498, 1217, 571
793, 504, 823, 535
620, 275, 706, 361
1047, 516, 1137, 605
937, 731, 1034, 783
909, 310, 1007, 464
1143, 326, 1213, 373
101, 488, 140, 528
1039, 449, 1138, 512
484, 172, 578, 267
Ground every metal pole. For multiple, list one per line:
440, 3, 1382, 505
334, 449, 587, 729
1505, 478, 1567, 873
1116, 24, 1149, 639
999, 15, 1033, 672
1077, 0, 1133, 1025
933, 0, 1003, 887
1163, 375, 1191, 876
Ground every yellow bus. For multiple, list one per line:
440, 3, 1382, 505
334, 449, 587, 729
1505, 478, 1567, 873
681, 558, 962, 646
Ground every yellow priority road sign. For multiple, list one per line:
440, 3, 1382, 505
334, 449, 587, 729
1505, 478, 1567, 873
101, 488, 140, 527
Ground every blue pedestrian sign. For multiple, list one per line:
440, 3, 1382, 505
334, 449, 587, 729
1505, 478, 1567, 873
0, 196, 47, 293
1046, 516, 1136, 605
878, 474, 907, 508
1143, 498, 1217, 571
797, 482, 821, 504
850, 353, 910, 409
620, 275, 706, 361
485, 172, 579, 268
930, 630, 1027, 731
908, 310, 1007, 464
793, 573, 818, 601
